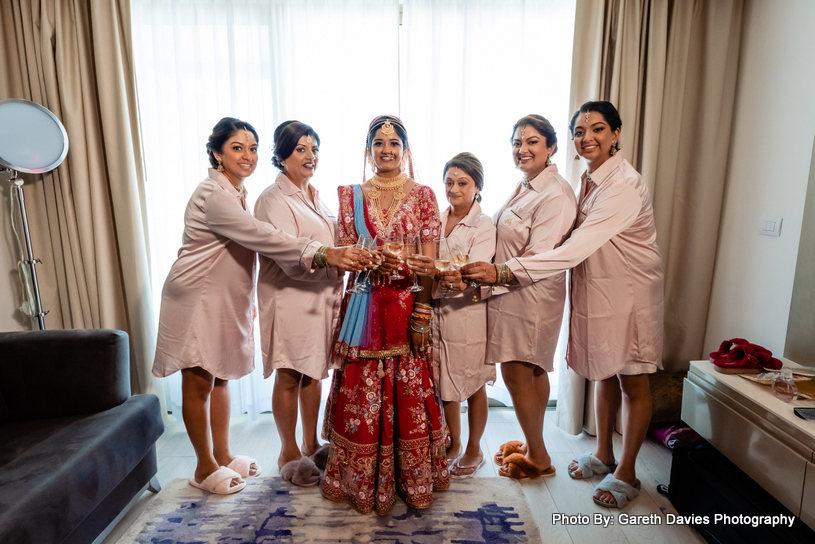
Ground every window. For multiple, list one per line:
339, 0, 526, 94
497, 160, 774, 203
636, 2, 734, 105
131, 0, 576, 415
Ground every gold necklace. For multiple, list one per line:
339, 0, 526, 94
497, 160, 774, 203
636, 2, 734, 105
369, 174, 407, 231
371, 173, 407, 190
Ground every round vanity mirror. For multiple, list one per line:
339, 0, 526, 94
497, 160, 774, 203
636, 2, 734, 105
0, 98, 69, 173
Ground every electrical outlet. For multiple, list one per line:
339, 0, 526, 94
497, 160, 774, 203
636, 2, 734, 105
759, 217, 782, 237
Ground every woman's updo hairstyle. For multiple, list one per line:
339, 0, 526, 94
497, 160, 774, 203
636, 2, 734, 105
206, 117, 259, 168
272, 120, 320, 171
569, 101, 622, 153
443, 152, 485, 203
366, 115, 409, 149
511, 114, 558, 155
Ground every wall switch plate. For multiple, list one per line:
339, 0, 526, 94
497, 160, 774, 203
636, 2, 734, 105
759, 217, 783, 237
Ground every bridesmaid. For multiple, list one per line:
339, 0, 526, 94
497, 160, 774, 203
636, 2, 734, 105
153, 117, 369, 494
462, 114, 576, 480
428, 152, 496, 478
468, 101, 664, 508
254, 120, 342, 486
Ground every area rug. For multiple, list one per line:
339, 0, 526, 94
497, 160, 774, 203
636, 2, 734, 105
117, 476, 541, 543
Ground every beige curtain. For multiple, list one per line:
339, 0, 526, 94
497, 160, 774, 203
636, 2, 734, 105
557, 0, 744, 434
0, 0, 157, 397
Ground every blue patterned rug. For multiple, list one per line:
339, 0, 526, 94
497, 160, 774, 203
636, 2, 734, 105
117, 476, 541, 543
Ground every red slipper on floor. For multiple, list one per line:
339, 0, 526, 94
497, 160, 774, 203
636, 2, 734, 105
493, 440, 525, 466
498, 453, 556, 479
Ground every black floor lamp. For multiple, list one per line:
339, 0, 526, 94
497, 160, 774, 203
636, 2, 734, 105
0, 99, 69, 330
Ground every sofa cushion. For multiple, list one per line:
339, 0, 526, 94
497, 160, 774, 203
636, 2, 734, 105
0, 330, 130, 421
0, 394, 163, 544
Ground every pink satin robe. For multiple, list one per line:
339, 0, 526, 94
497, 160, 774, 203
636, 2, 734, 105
254, 173, 342, 380
153, 168, 319, 380
505, 155, 664, 380
489, 165, 577, 371
432, 201, 496, 402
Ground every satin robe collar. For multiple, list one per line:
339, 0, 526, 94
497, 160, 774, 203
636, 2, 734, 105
582, 153, 624, 188
275, 171, 320, 202
441, 200, 483, 230
208, 167, 248, 201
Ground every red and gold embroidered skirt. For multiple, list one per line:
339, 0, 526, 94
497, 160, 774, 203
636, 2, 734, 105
321, 351, 450, 515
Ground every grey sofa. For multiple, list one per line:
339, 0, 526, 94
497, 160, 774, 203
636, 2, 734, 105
0, 329, 164, 544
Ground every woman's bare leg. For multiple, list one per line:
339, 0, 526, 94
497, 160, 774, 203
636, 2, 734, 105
273, 368, 305, 468
182, 367, 240, 487
444, 400, 463, 459
501, 361, 552, 471
458, 385, 488, 467
594, 373, 651, 504
568, 375, 621, 477
298, 374, 323, 455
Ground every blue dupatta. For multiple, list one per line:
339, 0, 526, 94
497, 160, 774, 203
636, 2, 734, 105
336, 185, 372, 350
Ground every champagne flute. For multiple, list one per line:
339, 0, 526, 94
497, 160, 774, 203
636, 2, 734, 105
406, 234, 423, 292
384, 230, 405, 280
435, 237, 452, 278
345, 236, 373, 294
448, 234, 470, 269
448, 233, 479, 296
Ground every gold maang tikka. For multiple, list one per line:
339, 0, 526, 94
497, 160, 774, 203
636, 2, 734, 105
584, 111, 590, 123
519, 125, 526, 141
307, 134, 313, 143
244, 128, 251, 142
381, 119, 395, 135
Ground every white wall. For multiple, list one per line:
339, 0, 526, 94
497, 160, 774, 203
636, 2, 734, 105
704, 0, 815, 357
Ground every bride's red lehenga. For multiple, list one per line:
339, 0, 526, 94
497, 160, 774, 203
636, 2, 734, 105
321, 183, 450, 515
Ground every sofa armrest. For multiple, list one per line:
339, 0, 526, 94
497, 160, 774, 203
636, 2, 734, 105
0, 329, 130, 421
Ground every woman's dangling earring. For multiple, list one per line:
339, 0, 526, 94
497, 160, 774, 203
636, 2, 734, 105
610, 141, 617, 156
217, 158, 224, 172
368, 153, 376, 174
400, 152, 408, 173
545, 153, 551, 167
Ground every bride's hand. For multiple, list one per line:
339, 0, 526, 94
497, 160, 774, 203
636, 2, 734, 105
410, 327, 430, 358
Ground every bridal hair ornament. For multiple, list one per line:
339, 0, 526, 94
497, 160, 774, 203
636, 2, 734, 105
584, 111, 590, 123
307, 135, 313, 143
363, 115, 416, 183
381, 119, 395, 135
244, 128, 252, 142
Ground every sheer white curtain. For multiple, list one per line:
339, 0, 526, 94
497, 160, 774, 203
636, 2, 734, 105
130, 0, 575, 416
131, 0, 399, 417
401, 0, 576, 404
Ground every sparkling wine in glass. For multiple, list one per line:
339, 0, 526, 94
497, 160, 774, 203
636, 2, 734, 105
385, 230, 404, 280
447, 234, 469, 267
346, 236, 373, 294
406, 234, 423, 292
435, 237, 451, 273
